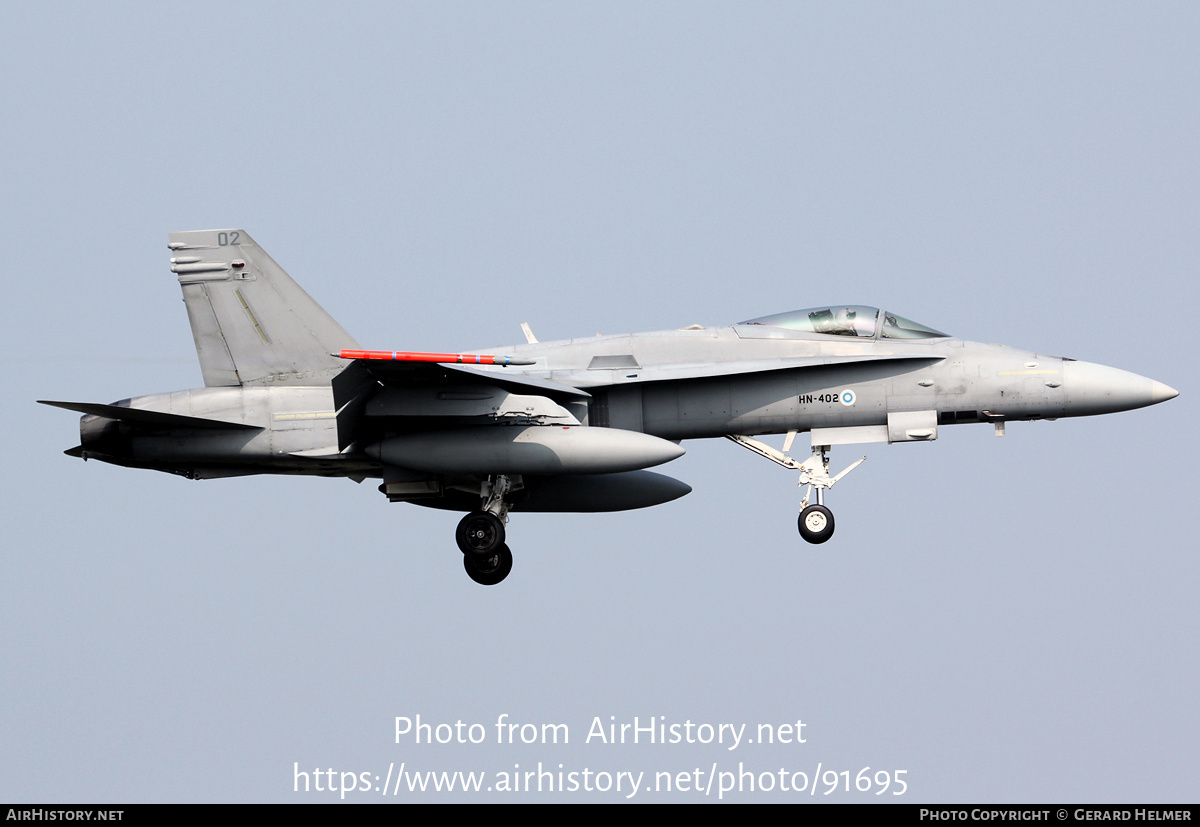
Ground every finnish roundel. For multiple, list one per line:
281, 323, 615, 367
839, 389, 856, 406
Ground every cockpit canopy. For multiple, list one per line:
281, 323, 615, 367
740, 306, 948, 339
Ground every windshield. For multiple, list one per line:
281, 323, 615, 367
740, 306, 879, 338
879, 312, 948, 339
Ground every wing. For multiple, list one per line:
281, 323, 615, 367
331, 359, 589, 452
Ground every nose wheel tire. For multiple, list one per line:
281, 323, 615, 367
798, 504, 835, 544
463, 543, 513, 585
456, 511, 505, 556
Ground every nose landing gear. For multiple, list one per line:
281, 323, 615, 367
798, 504, 835, 544
726, 434, 865, 545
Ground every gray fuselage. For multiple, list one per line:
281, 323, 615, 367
77, 321, 1172, 480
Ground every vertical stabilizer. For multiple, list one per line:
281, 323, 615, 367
168, 229, 360, 386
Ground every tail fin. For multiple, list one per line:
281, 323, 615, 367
168, 229, 360, 386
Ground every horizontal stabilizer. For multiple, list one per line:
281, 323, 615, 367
37, 400, 262, 431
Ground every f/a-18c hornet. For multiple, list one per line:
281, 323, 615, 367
42, 230, 1178, 584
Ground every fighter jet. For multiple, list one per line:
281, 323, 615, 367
41, 229, 1178, 585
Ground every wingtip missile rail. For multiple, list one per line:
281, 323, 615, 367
336, 349, 537, 367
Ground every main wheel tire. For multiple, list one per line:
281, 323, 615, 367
798, 504, 835, 544
456, 511, 505, 556
463, 543, 513, 585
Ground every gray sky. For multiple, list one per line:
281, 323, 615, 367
3, 1, 1196, 802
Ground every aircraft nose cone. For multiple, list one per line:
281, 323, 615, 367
1063, 360, 1179, 417
1150, 380, 1179, 404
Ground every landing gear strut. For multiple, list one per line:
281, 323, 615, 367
726, 434, 865, 545
455, 474, 519, 584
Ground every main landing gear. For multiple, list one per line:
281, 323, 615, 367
454, 474, 519, 585
726, 434, 866, 545
462, 543, 513, 586
455, 511, 505, 556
